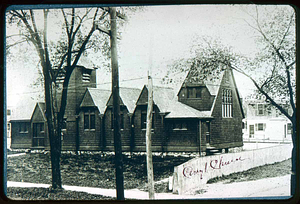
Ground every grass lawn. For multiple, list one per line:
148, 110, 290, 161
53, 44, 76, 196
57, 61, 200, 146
207, 158, 292, 184
6, 151, 292, 200
7, 151, 191, 190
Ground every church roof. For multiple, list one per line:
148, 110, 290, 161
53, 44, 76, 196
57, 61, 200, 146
80, 88, 111, 114
165, 101, 212, 118
119, 87, 142, 113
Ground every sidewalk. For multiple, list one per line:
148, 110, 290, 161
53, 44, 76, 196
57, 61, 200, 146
7, 153, 26, 158
7, 174, 292, 200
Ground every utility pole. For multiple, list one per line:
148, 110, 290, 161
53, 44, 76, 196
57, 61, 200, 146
146, 73, 155, 199
145, 34, 155, 199
110, 7, 125, 200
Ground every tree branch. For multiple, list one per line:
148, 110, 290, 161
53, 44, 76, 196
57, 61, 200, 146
71, 19, 97, 68
100, 7, 127, 21
61, 9, 70, 36
6, 39, 28, 49
70, 8, 75, 36
278, 12, 294, 48
229, 63, 292, 120
248, 7, 296, 119
96, 25, 110, 36
29, 10, 39, 37
71, 8, 92, 42
43, 9, 54, 81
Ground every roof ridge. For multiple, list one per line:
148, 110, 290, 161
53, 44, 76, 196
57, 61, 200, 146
88, 87, 111, 91
152, 85, 174, 90
119, 87, 141, 90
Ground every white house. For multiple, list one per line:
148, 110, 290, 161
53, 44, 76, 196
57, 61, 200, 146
242, 99, 292, 142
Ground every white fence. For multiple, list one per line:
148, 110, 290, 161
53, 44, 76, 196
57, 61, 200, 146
171, 144, 293, 195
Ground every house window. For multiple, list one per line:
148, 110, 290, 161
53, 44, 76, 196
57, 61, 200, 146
222, 89, 232, 118
111, 111, 125, 130
196, 88, 202, 98
249, 125, 254, 137
287, 123, 292, 134
40, 123, 44, 133
84, 110, 95, 130
256, 104, 266, 116
173, 121, 187, 130
61, 118, 67, 130
187, 87, 201, 98
7, 109, 11, 116
19, 123, 28, 133
255, 123, 266, 131
187, 87, 195, 98
141, 110, 147, 129
141, 109, 154, 129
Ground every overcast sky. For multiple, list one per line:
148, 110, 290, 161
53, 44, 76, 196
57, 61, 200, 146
6, 4, 293, 107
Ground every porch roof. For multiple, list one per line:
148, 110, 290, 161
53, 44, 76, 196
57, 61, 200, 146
9, 99, 39, 121
152, 86, 176, 113
165, 101, 212, 119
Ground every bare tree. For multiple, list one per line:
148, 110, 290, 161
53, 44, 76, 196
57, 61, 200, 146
164, 6, 296, 194
6, 7, 127, 190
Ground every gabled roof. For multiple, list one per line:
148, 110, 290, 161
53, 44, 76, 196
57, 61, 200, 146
137, 85, 176, 113
152, 86, 175, 113
10, 99, 39, 121
205, 74, 223, 96
178, 68, 224, 96
80, 88, 111, 114
77, 55, 97, 69
228, 68, 245, 118
119, 87, 141, 113
81, 87, 141, 114
165, 101, 212, 118
138, 85, 213, 119
32, 102, 46, 121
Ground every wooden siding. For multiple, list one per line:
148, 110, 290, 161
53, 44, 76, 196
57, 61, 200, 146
10, 121, 32, 149
210, 69, 243, 148
178, 86, 215, 111
103, 107, 132, 151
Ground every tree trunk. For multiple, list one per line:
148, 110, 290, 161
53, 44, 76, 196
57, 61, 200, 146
45, 96, 62, 189
49, 127, 62, 190
110, 7, 125, 200
290, 116, 296, 195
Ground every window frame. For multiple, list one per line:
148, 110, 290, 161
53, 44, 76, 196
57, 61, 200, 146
173, 121, 188, 130
255, 123, 266, 131
111, 110, 125, 130
287, 123, 292, 134
84, 109, 96, 131
61, 118, 67, 131
222, 89, 233, 118
187, 87, 202, 99
141, 108, 154, 130
19, 122, 28, 133
257, 104, 265, 116
40, 123, 45, 133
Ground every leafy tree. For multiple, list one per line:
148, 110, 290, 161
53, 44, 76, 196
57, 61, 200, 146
6, 7, 127, 189
164, 6, 296, 193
